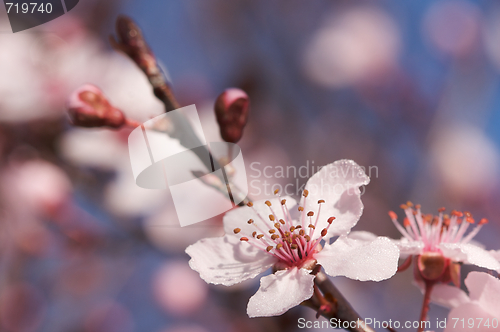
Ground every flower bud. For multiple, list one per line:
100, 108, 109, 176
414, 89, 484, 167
67, 84, 126, 129
214, 88, 249, 143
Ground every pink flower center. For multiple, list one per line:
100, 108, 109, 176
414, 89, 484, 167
234, 190, 335, 268
389, 202, 488, 253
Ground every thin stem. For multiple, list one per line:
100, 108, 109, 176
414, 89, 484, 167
418, 281, 434, 332
311, 271, 376, 332
397, 256, 413, 273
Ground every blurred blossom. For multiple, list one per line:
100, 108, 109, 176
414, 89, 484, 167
1, 159, 72, 217
94, 53, 164, 123
0, 283, 46, 332
430, 125, 499, 200
0, 13, 162, 124
422, 0, 481, 58
84, 300, 134, 332
152, 261, 209, 316
483, 9, 500, 72
60, 127, 167, 217
104, 162, 168, 217
144, 206, 224, 253
59, 128, 128, 170
0, 16, 101, 122
0, 33, 54, 122
303, 6, 400, 88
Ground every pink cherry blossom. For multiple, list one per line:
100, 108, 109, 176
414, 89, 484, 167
389, 204, 500, 284
431, 272, 500, 332
186, 160, 399, 317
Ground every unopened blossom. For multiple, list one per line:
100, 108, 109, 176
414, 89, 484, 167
430, 271, 500, 332
389, 204, 500, 285
214, 88, 249, 143
187, 160, 399, 317
67, 84, 138, 129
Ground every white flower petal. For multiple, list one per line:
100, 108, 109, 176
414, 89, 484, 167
304, 160, 369, 238
431, 284, 469, 309
393, 238, 424, 258
315, 235, 399, 281
186, 235, 277, 286
489, 249, 500, 262
439, 243, 500, 271
464, 271, 500, 318
223, 196, 297, 238
445, 303, 497, 332
247, 267, 315, 317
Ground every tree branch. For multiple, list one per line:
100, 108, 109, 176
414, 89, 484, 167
313, 271, 376, 332
111, 15, 179, 112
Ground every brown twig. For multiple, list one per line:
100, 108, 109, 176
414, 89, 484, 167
110, 15, 180, 112
312, 271, 376, 332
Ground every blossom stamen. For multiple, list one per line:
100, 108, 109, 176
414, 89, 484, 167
390, 204, 489, 253
235, 197, 338, 266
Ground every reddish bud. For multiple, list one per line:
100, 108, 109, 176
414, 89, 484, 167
214, 88, 250, 143
67, 84, 127, 129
